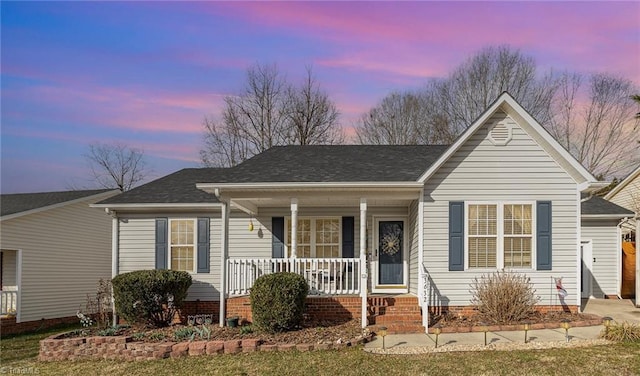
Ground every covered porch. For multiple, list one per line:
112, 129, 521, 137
197, 182, 428, 328
1, 249, 19, 318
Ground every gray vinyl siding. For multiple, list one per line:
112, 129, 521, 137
118, 213, 222, 301
0, 197, 114, 323
423, 111, 579, 307
1, 250, 17, 287
581, 219, 620, 297
115, 206, 416, 301
408, 200, 419, 295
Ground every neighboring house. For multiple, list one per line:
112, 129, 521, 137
605, 165, 640, 306
96, 93, 602, 333
580, 195, 634, 299
0, 189, 118, 334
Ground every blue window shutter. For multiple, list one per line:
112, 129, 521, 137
537, 201, 552, 270
449, 202, 464, 271
197, 218, 210, 273
272, 217, 285, 258
342, 217, 354, 258
155, 218, 168, 270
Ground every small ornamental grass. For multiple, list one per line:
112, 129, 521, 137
600, 321, 640, 343
470, 270, 540, 324
250, 272, 308, 333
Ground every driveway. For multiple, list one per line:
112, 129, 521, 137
582, 298, 640, 323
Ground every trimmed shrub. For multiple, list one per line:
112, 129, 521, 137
600, 321, 640, 342
470, 270, 539, 324
250, 272, 308, 333
112, 269, 192, 328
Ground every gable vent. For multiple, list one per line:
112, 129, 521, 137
488, 122, 512, 145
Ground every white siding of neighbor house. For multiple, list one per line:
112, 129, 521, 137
0, 196, 114, 323
581, 219, 621, 297
423, 111, 580, 308
408, 200, 419, 295
116, 206, 416, 301
2, 250, 17, 287
607, 177, 640, 215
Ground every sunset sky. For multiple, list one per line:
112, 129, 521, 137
2, 1, 639, 193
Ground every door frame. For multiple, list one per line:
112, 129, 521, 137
372, 217, 408, 293
581, 240, 593, 299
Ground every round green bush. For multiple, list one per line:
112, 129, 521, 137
250, 272, 308, 333
112, 270, 192, 328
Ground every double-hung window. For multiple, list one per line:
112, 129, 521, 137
169, 219, 196, 272
467, 203, 533, 269
286, 217, 341, 258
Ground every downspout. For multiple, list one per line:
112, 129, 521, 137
636, 214, 640, 307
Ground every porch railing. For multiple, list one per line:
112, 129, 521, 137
227, 258, 361, 296
1, 289, 18, 316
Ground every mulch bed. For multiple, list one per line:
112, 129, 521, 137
62, 319, 364, 345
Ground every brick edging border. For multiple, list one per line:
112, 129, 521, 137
38, 332, 375, 361
427, 319, 604, 334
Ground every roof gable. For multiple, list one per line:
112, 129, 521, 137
1, 189, 117, 220
417, 92, 597, 185
605, 165, 640, 200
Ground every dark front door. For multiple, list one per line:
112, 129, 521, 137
378, 221, 404, 285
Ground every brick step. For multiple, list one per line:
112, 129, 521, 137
384, 306, 422, 313
375, 316, 423, 324
367, 297, 419, 307
368, 324, 425, 335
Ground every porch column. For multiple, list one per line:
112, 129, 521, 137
219, 201, 230, 327
360, 198, 367, 328
110, 211, 119, 326
290, 199, 298, 260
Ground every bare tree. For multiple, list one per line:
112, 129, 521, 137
285, 67, 342, 145
85, 143, 148, 191
357, 90, 451, 144
357, 46, 556, 146
201, 64, 343, 167
435, 45, 557, 135
547, 72, 639, 178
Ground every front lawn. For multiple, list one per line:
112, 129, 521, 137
2, 326, 639, 376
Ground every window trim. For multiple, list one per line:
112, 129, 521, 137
168, 218, 197, 273
464, 201, 536, 271
285, 216, 342, 259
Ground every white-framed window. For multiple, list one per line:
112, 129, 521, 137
466, 202, 534, 269
169, 219, 196, 272
286, 217, 341, 258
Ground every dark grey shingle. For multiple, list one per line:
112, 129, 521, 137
1, 189, 114, 217
97, 168, 224, 205
581, 195, 634, 216
99, 145, 449, 205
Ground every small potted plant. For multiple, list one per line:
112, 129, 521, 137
226, 316, 239, 328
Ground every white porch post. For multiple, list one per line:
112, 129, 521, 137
219, 201, 230, 327
360, 198, 368, 328
291, 199, 298, 264
110, 211, 119, 326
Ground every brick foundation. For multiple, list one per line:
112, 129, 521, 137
1, 315, 79, 336
38, 332, 374, 361
225, 296, 363, 324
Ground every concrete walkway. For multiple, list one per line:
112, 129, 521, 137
364, 299, 639, 352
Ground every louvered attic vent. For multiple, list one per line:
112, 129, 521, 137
488, 122, 512, 145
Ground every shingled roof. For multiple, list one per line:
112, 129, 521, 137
98, 145, 449, 205
1, 189, 114, 217
581, 194, 634, 217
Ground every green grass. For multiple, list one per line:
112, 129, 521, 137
2, 327, 640, 376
